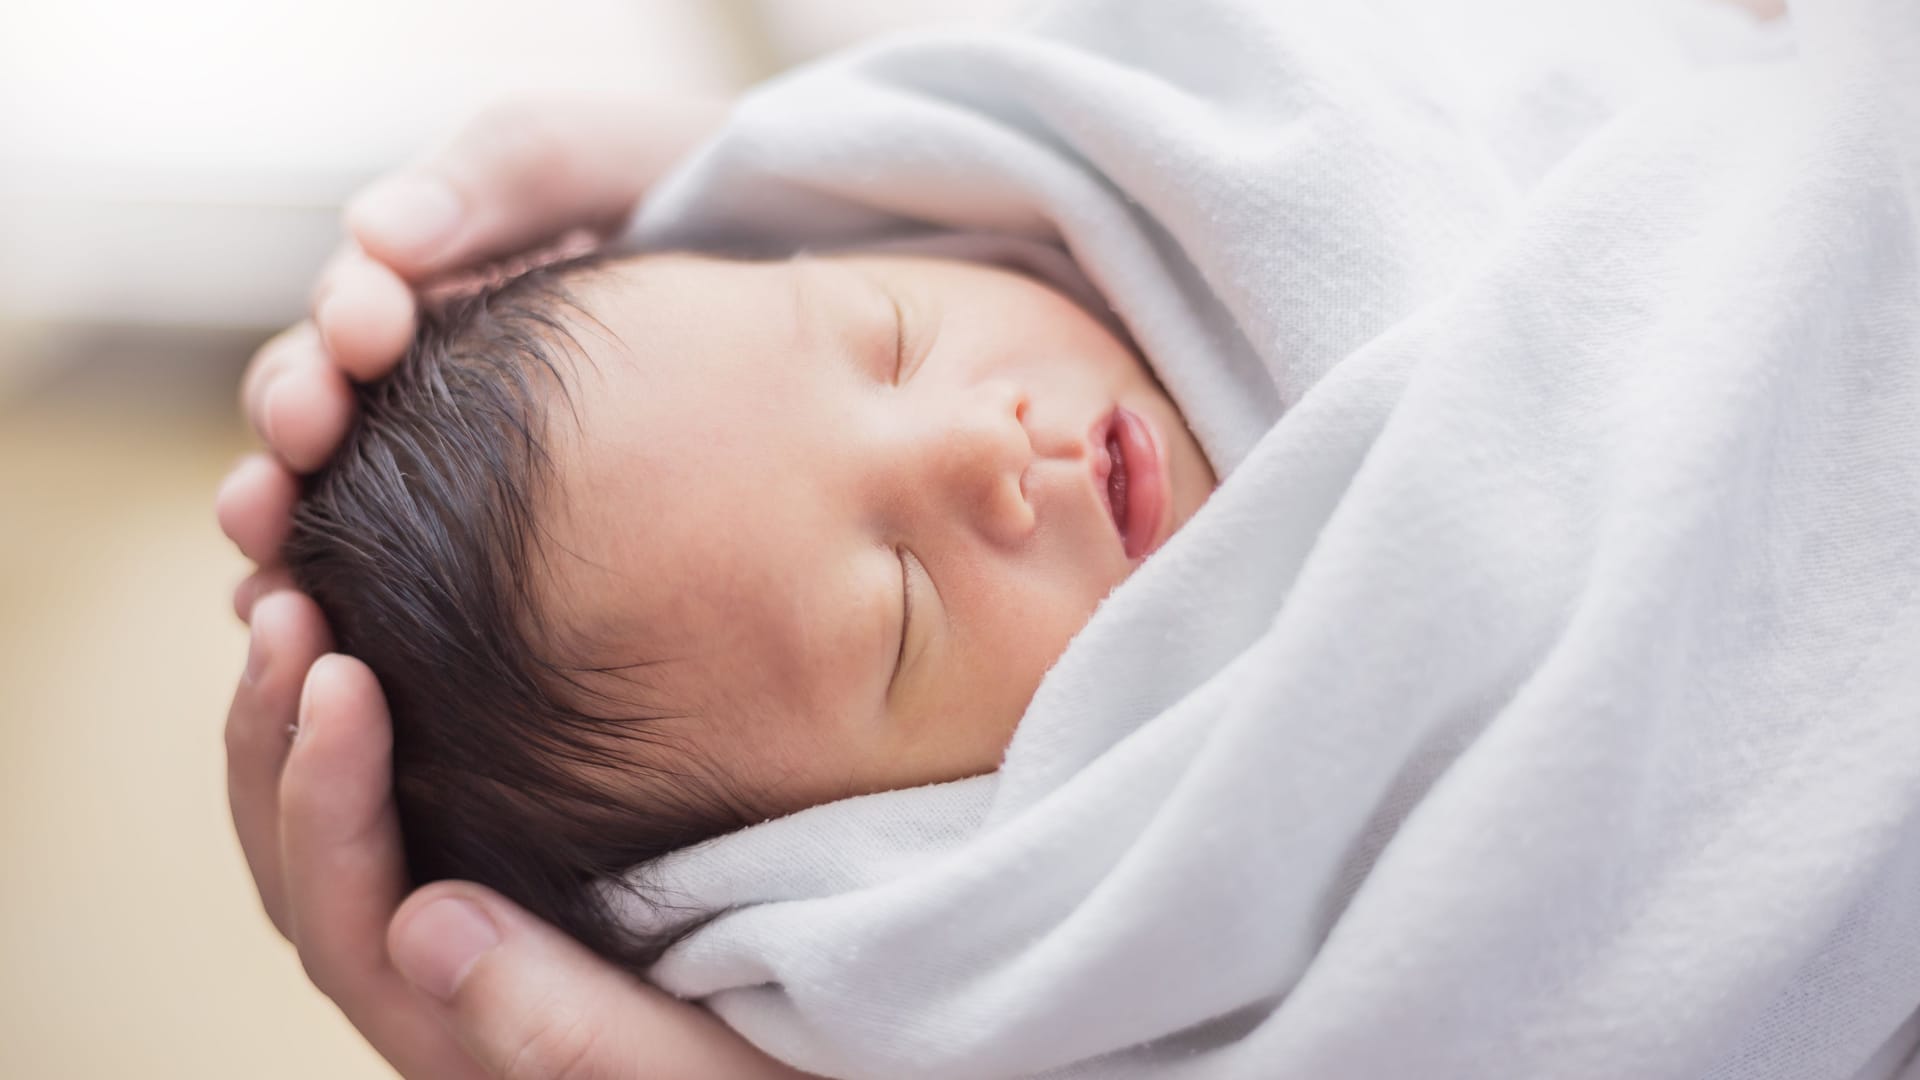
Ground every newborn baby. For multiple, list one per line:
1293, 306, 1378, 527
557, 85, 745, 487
261, 0, 1920, 1073
286, 249, 1216, 966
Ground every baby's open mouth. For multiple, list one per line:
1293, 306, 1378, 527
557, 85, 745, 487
1096, 405, 1169, 560
1105, 424, 1131, 547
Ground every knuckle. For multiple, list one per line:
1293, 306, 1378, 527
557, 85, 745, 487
502, 1007, 606, 1080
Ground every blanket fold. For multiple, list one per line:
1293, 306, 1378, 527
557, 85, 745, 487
624, 1, 1920, 1076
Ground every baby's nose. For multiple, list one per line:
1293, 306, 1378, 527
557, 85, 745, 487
926, 380, 1035, 547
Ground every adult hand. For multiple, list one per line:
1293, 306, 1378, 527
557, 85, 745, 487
226, 604, 804, 1079
221, 94, 727, 617
219, 97, 805, 1078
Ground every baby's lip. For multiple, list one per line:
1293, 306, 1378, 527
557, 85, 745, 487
1088, 414, 1116, 541
1090, 405, 1171, 560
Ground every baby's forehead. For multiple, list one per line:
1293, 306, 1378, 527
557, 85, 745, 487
522, 251, 900, 726
534, 253, 809, 417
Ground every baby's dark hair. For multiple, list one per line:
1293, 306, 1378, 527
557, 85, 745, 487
285, 254, 750, 968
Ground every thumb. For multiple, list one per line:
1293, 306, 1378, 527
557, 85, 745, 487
345, 97, 723, 282
389, 883, 809, 1080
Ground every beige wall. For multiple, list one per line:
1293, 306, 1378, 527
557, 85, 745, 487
0, 387, 391, 1078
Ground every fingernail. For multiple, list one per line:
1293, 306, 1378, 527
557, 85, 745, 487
260, 376, 284, 447
243, 620, 268, 685
349, 177, 462, 258
314, 289, 346, 351
310, 277, 338, 334
393, 897, 500, 1002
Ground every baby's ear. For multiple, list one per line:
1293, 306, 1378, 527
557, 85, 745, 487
418, 230, 604, 313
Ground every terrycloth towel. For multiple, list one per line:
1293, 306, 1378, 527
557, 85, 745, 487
622, 0, 1920, 1076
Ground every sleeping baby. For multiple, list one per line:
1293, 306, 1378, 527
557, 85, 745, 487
288, 0, 1920, 1076
286, 248, 1217, 967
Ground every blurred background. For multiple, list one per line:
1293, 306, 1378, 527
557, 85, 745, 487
0, 2, 1014, 1076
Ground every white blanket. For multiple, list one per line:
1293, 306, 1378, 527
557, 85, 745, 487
622, 1, 1920, 1076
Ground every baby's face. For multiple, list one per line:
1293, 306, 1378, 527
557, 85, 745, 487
539, 253, 1214, 818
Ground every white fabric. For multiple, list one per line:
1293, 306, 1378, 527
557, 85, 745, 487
621, 0, 1920, 1076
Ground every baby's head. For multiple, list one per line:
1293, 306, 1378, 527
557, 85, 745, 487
286, 249, 1215, 965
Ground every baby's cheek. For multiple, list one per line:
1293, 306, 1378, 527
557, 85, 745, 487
975, 596, 1087, 723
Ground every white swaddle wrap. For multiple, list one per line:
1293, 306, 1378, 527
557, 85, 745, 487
622, 0, 1920, 1076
